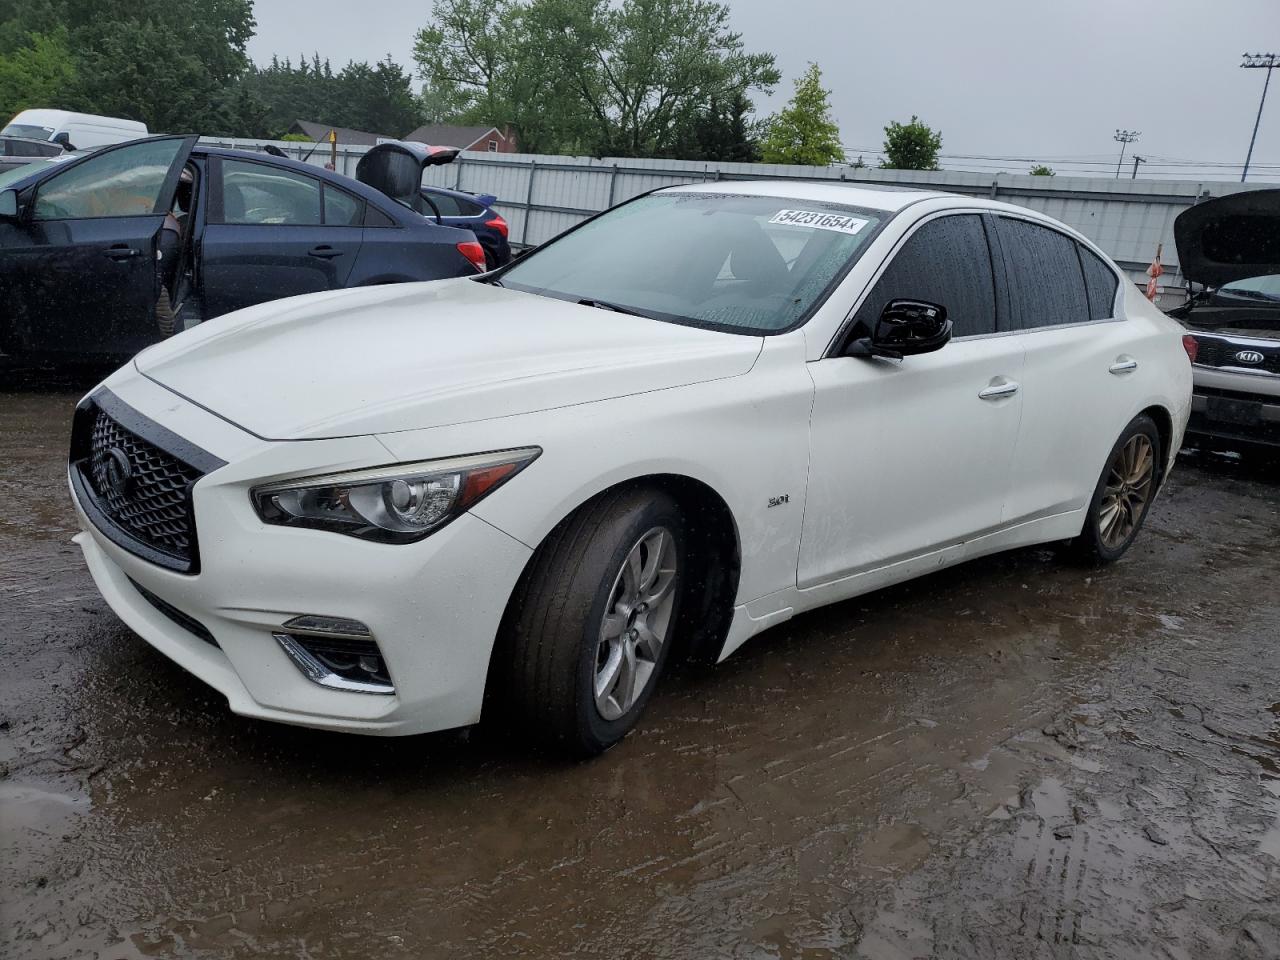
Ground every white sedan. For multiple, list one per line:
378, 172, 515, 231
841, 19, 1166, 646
68, 181, 1192, 755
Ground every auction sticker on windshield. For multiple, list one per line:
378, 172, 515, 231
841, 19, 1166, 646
768, 209, 869, 234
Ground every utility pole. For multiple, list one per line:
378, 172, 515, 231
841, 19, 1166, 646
1114, 130, 1140, 178
1241, 53, 1278, 183
1131, 155, 1147, 179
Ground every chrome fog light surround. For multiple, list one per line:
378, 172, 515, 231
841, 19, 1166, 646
273, 615, 394, 695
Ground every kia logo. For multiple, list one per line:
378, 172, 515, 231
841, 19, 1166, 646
103, 447, 133, 497
1235, 350, 1266, 365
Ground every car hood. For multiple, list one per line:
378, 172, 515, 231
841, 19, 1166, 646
135, 279, 763, 441
1173, 188, 1280, 287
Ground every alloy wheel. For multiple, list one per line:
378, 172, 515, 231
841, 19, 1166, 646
594, 526, 679, 721
1099, 434, 1155, 549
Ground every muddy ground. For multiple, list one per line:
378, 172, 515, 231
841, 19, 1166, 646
1, 367, 1278, 960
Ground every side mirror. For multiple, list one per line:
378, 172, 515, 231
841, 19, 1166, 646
52, 132, 74, 151
846, 299, 951, 359
0, 189, 18, 219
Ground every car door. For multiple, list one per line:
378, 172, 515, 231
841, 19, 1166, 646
200, 157, 363, 318
799, 212, 1025, 591
0, 135, 196, 358
990, 215, 1135, 523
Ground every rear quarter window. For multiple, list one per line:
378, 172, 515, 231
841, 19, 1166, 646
1078, 244, 1120, 320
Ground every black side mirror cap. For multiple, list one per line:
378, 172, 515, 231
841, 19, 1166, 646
845, 299, 952, 359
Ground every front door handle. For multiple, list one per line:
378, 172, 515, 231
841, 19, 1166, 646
1109, 357, 1138, 375
979, 378, 1020, 400
103, 244, 140, 261
308, 245, 344, 259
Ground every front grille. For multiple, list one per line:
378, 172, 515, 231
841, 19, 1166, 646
70, 390, 226, 574
1191, 335, 1280, 375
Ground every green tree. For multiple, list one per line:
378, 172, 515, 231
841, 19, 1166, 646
669, 90, 761, 161
412, 0, 778, 157
880, 115, 942, 170
760, 62, 843, 166
1029, 163, 1055, 176
0, 28, 75, 119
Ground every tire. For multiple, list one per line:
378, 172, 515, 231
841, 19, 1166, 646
1070, 414, 1162, 564
155, 288, 177, 338
496, 487, 686, 756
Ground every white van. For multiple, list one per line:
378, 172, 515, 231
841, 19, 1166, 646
1, 109, 148, 150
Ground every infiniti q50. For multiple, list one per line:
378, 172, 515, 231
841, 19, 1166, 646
66, 181, 1192, 755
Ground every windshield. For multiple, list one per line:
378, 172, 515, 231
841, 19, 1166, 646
1, 123, 54, 140
1219, 274, 1280, 302
499, 192, 885, 334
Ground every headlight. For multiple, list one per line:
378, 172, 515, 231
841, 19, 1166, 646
251, 447, 540, 543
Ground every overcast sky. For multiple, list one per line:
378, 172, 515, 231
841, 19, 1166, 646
247, 0, 1280, 180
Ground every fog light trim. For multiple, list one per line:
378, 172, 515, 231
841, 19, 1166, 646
273, 632, 395, 696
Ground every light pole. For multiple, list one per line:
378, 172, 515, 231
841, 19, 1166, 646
1114, 130, 1140, 178
1241, 53, 1278, 183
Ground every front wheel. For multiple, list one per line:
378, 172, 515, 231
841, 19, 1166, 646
496, 487, 685, 756
1070, 414, 1162, 564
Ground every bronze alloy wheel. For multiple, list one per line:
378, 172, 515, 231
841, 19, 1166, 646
1098, 433, 1155, 549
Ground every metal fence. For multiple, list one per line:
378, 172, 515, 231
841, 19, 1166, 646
202, 136, 1275, 300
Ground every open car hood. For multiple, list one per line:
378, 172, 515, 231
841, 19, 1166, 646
1173, 189, 1280, 287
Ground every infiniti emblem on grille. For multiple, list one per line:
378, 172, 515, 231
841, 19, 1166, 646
1235, 350, 1265, 365
103, 447, 133, 497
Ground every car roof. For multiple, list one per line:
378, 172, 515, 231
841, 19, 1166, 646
662, 179, 948, 212
421, 183, 491, 204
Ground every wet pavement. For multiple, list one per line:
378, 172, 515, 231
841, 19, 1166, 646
2, 366, 1279, 959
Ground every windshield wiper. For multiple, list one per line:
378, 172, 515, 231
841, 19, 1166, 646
577, 297, 654, 319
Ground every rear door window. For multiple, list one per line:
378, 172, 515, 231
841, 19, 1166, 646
220, 159, 322, 225
853, 214, 997, 338
994, 217, 1091, 329
1078, 244, 1120, 320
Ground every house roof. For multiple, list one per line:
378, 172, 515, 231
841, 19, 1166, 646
401, 124, 502, 149
289, 120, 391, 147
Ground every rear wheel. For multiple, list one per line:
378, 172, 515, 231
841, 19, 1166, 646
1070, 414, 1161, 564
496, 487, 684, 756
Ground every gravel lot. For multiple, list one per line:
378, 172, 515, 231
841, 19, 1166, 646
2, 367, 1279, 960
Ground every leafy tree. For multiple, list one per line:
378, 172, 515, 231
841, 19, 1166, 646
412, 0, 778, 157
760, 63, 843, 166
0, 28, 75, 119
880, 115, 942, 171
668, 90, 761, 162
1029, 164, 1055, 176
335, 57, 419, 136
0, 0, 258, 135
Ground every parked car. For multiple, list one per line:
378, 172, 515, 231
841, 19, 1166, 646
3, 108, 148, 150
1169, 189, 1280, 452
0, 135, 66, 175
67, 182, 1191, 755
0, 135, 487, 361
421, 184, 511, 268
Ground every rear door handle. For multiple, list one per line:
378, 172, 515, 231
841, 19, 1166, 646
1109, 357, 1138, 375
308, 245, 343, 259
979, 378, 1020, 400
103, 244, 140, 261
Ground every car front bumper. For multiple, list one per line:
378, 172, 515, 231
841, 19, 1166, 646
70, 373, 533, 736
